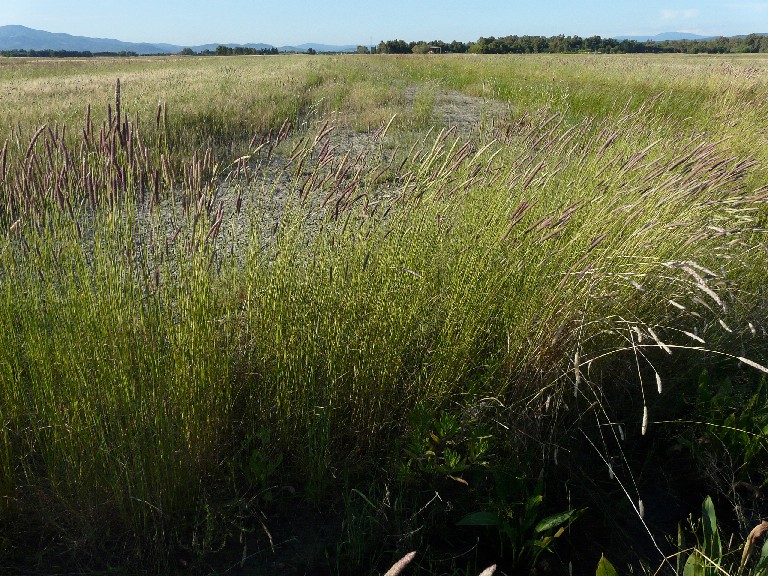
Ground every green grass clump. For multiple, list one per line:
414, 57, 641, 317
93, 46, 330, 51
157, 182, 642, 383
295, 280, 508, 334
0, 212, 235, 559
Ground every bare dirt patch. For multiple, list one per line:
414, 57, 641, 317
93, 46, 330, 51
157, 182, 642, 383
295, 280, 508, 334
404, 84, 509, 136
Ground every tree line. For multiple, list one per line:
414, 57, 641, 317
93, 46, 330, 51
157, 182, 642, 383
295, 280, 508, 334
0, 46, 283, 58
2, 34, 766, 59
0, 49, 140, 58
376, 33, 768, 55
205, 46, 279, 56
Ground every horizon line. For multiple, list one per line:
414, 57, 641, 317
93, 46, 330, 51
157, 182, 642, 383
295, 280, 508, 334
1, 23, 764, 49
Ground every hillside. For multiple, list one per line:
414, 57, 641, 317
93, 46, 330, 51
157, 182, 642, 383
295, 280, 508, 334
614, 32, 713, 41
0, 25, 356, 54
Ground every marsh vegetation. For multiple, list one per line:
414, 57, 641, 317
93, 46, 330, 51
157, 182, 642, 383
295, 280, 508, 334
0, 53, 767, 575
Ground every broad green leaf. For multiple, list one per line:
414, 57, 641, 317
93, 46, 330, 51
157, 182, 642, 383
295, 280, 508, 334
701, 496, 721, 561
524, 494, 544, 515
522, 495, 544, 531
596, 555, 618, 576
534, 508, 579, 534
684, 553, 706, 576
457, 511, 501, 527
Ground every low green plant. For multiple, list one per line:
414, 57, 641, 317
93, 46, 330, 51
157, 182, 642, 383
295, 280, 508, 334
456, 479, 584, 571
400, 406, 493, 479
688, 371, 768, 483
672, 496, 768, 576
244, 427, 284, 502
596, 555, 619, 576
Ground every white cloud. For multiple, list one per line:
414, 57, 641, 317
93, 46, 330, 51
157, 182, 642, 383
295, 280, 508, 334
724, 2, 768, 11
661, 8, 700, 20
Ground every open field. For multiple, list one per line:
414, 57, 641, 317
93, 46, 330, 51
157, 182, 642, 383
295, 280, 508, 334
1, 53, 768, 575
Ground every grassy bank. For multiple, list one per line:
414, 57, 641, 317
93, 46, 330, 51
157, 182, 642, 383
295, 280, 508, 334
1, 54, 767, 575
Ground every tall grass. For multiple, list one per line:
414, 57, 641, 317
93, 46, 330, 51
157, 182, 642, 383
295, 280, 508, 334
0, 55, 767, 571
2, 54, 766, 164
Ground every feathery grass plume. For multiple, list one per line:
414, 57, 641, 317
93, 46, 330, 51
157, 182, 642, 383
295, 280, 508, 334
115, 78, 121, 135
642, 405, 649, 436
86, 103, 92, 138
682, 330, 705, 343
737, 357, 768, 374
694, 279, 724, 309
647, 327, 672, 355
383, 552, 417, 576
156, 101, 163, 130
25, 124, 47, 160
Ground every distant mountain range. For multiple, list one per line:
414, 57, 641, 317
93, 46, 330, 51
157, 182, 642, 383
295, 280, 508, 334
613, 32, 767, 41
0, 25, 358, 54
614, 32, 715, 42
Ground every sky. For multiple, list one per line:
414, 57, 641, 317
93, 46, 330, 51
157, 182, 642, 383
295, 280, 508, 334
0, 1, 766, 47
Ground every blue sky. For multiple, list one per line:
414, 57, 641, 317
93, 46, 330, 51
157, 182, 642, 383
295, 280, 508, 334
0, 1, 766, 46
